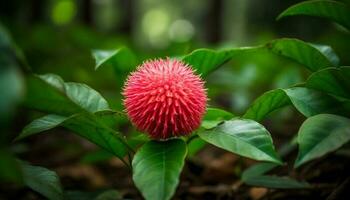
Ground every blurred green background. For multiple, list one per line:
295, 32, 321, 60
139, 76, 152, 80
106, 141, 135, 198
1, 0, 349, 115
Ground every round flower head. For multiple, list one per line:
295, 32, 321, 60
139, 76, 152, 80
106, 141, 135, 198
123, 58, 207, 140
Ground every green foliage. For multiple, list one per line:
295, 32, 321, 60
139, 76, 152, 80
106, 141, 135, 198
277, 0, 350, 30
295, 114, 350, 168
187, 137, 206, 157
92, 47, 138, 71
244, 87, 349, 121
266, 39, 336, 71
20, 74, 131, 162
198, 119, 282, 164
182, 38, 336, 76
306, 66, 350, 99
132, 139, 187, 200
17, 111, 129, 162
21, 162, 64, 200
201, 107, 235, 129
311, 44, 339, 66
25, 74, 109, 115
16, 114, 69, 141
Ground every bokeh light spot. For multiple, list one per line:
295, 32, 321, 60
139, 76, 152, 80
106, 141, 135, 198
52, 0, 77, 26
142, 8, 170, 47
169, 19, 195, 42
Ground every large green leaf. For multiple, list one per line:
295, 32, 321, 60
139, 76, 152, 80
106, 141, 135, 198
16, 111, 129, 160
198, 119, 282, 164
265, 39, 335, 71
182, 38, 335, 76
132, 139, 187, 200
277, 0, 350, 30
295, 114, 350, 168
22, 74, 131, 160
201, 107, 234, 129
182, 47, 260, 76
243, 89, 290, 121
243, 87, 349, 121
21, 162, 64, 200
92, 47, 138, 71
306, 67, 350, 99
25, 74, 110, 115
64, 82, 109, 113
16, 114, 69, 141
242, 175, 310, 189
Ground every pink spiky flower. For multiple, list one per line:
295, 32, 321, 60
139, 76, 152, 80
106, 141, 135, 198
123, 58, 207, 140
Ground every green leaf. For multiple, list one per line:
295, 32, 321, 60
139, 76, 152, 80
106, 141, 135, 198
242, 162, 278, 180
64, 82, 109, 113
243, 89, 290, 121
295, 114, 350, 168
182, 47, 260, 76
93, 49, 120, 70
284, 87, 348, 117
187, 137, 207, 157
277, 0, 350, 30
265, 39, 335, 71
310, 43, 339, 66
243, 175, 310, 189
182, 38, 335, 77
306, 66, 350, 99
21, 74, 131, 159
25, 74, 110, 115
16, 114, 69, 141
241, 138, 298, 181
132, 139, 187, 200
24, 75, 83, 115
63, 113, 128, 159
201, 108, 234, 129
243, 87, 349, 121
21, 162, 64, 200
16, 111, 129, 160
198, 119, 282, 164
92, 47, 138, 71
